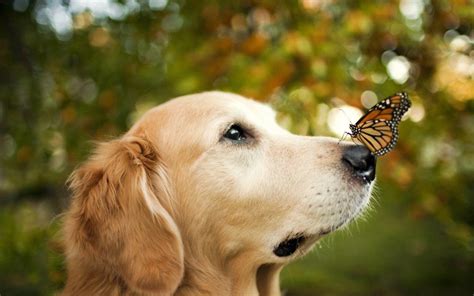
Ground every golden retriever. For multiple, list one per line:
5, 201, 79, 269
61, 91, 376, 295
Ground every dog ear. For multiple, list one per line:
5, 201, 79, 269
64, 136, 184, 294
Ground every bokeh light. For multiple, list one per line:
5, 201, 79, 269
327, 105, 363, 137
360, 90, 378, 109
387, 55, 411, 84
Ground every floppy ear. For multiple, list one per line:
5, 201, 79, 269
64, 136, 184, 294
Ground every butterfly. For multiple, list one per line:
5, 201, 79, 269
347, 92, 411, 156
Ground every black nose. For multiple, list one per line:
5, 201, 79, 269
342, 145, 376, 182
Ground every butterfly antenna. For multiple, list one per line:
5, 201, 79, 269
337, 108, 353, 125
337, 108, 353, 145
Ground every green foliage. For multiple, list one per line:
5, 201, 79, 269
0, 0, 473, 294
0, 203, 64, 295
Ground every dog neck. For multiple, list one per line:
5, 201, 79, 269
175, 244, 284, 296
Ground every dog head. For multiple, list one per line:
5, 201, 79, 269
129, 91, 375, 261
63, 91, 375, 295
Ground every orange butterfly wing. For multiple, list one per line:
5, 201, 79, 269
354, 120, 395, 155
349, 92, 411, 156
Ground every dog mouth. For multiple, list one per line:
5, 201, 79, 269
273, 235, 306, 257
272, 187, 372, 258
273, 226, 342, 257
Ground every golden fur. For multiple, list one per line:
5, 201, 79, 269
62, 91, 373, 295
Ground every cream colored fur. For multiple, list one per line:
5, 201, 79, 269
62, 91, 373, 295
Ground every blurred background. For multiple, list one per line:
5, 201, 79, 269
0, 0, 473, 295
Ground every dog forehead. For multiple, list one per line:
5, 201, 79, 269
164, 91, 278, 128
129, 91, 286, 145
210, 93, 277, 127
190, 92, 275, 118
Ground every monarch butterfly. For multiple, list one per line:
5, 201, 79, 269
348, 92, 411, 156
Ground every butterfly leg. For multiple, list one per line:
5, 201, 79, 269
338, 132, 351, 144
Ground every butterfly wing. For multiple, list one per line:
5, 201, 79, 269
351, 92, 411, 156
354, 92, 411, 126
354, 119, 396, 156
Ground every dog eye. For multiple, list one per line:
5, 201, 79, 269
223, 124, 247, 142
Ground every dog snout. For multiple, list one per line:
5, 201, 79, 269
342, 145, 376, 182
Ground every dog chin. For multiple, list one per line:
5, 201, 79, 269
272, 229, 332, 258
273, 223, 351, 258
274, 187, 372, 259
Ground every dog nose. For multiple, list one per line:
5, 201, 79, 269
342, 145, 376, 182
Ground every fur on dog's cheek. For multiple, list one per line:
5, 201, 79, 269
316, 185, 371, 230
190, 147, 268, 201
189, 133, 375, 262
295, 171, 373, 236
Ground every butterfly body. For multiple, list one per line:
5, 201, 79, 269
348, 92, 411, 156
